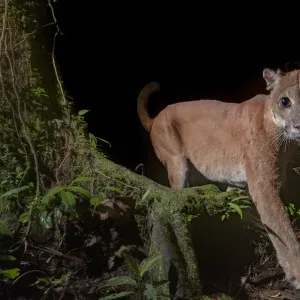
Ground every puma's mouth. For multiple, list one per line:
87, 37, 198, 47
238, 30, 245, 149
288, 125, 300, 141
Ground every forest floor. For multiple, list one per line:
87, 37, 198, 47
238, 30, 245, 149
1, 199, 300, 300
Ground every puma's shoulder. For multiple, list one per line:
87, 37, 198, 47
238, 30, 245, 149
249, 93, 268, 103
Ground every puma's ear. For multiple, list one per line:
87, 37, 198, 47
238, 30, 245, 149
263, 68, 282, 90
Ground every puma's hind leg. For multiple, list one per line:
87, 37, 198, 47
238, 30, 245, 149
166, 155, 188, 189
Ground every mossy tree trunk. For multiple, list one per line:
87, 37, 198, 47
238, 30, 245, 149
0, 1, 258, 299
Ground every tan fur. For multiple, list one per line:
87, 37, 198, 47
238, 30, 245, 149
137, 69, 300, 288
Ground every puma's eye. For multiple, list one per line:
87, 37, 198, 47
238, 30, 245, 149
280, 97, 291, 108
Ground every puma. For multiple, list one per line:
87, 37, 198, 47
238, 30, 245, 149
137, 68, 300, 288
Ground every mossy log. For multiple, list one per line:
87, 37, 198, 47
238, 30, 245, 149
86, 154, 258, 299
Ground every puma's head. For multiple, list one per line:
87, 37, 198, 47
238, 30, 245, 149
263, 68, 300, 141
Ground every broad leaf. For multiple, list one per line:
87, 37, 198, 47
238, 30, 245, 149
42, 185, 67, 202
237, 205, 250, 209
0, 268, 20, 279
152, 280, 169, 288
0, 220, 12, 236
61, 191, 76, 210
123, 253, 140, 278
0, 255, 16, 261
68, 186, 91, 199
136, 189, 150, 206
72, 176, 95, 183
144, 284, 157, 300
0, 185, 30, 198
90, 194, 104, 210
54, 119, 62, 129
105, 186, 122, 194
19, 211, 30, 223
140, 254, 161, 277
104, 276, 137, 287
78, 109, 90, 116
228, 202, 243, 219
52, 274, 67, 285
31, 277, 50, 286
231, 196, 251, 203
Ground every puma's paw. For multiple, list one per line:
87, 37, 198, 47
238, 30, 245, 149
290, 278, 300, 290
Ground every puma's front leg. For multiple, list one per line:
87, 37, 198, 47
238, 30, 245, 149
245, 155, 300, 288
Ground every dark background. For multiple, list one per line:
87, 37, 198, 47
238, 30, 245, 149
51, 1, 300, 180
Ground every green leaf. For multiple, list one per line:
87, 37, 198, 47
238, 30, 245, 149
72, 176, 95, 183
61, 191, 76, 210
52, 274, 67, 285
90, 194, 104, 210
0, 268, 20, 279
136, 189, 150, 206
0, 185, 30, 198
42, 185, 67, 202
89, 133, 97, 148
144, 284, 157, 300
31, 277, 50, 286
231, 196, 251, 202
139, 254, 161, 277
39, 211, 53, 229
152, 280, 169, 288
228, 202, 243, 219
104, 276, 137, 287
99, 292, 136, 300
67, 186, 91, 199
123, 253, 141, 278
0, 255, 16, 261
0, 220, 12, 236
54, 119, 63, 129
19, 211, 30, 223
201, 296, 212, 300
78, 109, 90, 116
105, 186, 122, 194
237, 205, 250, 209
221, 215, 226, 221
157, 293, 172, 298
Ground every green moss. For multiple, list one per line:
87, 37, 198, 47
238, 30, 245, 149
0, 198, 18, 236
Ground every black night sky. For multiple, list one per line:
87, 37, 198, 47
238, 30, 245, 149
50, 1, 300, 181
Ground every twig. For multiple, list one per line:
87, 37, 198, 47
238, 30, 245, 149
55, 145, 71, 185
47, 221, 67, 263
13, 21, 57, 49
29, 244, 84, 263
48, 0, 66, 106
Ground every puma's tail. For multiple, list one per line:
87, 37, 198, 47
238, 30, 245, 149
137, 82, 160, 132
